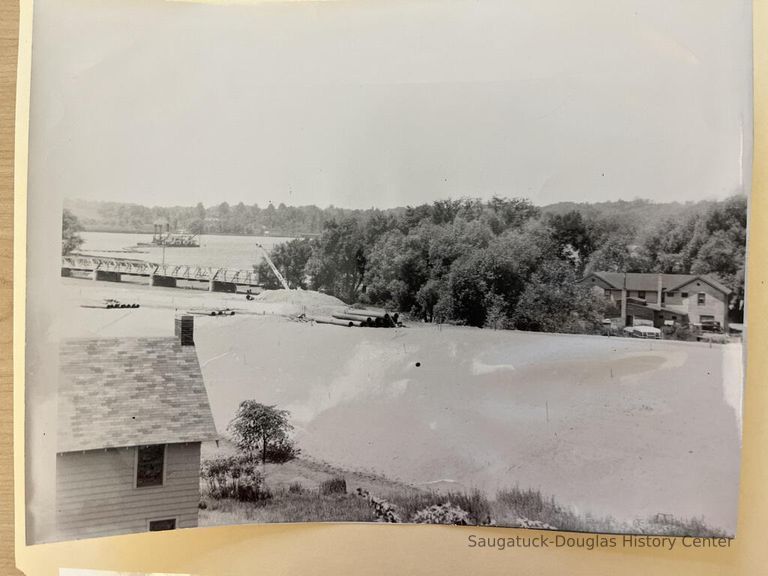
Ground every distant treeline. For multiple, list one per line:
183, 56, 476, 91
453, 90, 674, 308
64, 198, 396, 236
66, 195, 747, 330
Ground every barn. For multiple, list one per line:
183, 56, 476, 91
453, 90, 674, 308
55, 316, 218, 540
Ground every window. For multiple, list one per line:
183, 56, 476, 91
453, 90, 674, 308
697, 293, 706, 305
604, 289, 611, 299
667, 291, 676, 298
149, 518, 176, 531
637, 291, 646, 299
682, 292, 689, 298
136, 444, 165, 488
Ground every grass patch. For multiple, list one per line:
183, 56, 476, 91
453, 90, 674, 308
639, 514, 727, 537
492, 487, 617, 532
199, 444, 728, 536
319, 477, 347, 495
200, 493, 377, 525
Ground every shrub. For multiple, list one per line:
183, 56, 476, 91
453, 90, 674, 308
662, 324, 697, 341
265, 439, 301, 463
484, 294, 511, 330
288, 481, 305, 495
387, 489, 491, 525
319, 477, 347, 495
201, 454, 271, 502
412, 502, 470, 525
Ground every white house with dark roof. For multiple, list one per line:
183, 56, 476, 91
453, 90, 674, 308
579, 272, 732, 331
56, 316, 217, 540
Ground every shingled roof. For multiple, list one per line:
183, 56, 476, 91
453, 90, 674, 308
585, 272, 731, 295
58, 337, 218, 453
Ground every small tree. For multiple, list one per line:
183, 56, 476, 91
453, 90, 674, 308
62, 209, 84, 255
228, 401, 298, 464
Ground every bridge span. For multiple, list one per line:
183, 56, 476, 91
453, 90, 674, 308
61, 254, 262, 293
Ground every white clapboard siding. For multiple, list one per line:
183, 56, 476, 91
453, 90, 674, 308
55, 442, 202, 540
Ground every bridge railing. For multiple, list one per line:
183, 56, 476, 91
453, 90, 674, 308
62, 256, 261, 286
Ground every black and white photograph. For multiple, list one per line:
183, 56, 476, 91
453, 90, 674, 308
24, 0, 751, 543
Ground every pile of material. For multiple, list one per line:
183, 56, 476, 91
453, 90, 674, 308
313, 308, 402, 328
255, 289, 345, 308
81, 299, 140, 310
187, 307, 237, 317
253, 289, 348, 318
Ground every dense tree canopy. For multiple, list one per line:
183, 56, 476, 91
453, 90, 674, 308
66, 194, 748, 329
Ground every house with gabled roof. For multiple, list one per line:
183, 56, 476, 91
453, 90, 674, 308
579, 272, 732, 331
56, 316, 218, 540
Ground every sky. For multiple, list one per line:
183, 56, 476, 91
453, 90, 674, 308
28, 0, 753, 209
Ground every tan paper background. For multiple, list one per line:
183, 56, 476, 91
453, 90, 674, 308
2, 0, 767, 574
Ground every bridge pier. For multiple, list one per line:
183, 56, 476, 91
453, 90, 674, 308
150, 275, 177, 288
92, 270, 122, 282
209, 280, 237, 293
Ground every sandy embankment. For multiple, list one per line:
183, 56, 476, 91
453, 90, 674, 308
59, 278, 743, 534
57, 278, 347, 338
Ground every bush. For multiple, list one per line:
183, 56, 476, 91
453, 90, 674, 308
662, 324, 697, 341
319, 477, 347, 495
201, 455, 271, 502
387, 489, 492, 526
265, 439, 301, 464
484, 294, 512, 330
288, 481, 305, 495
412, 502, 470, 525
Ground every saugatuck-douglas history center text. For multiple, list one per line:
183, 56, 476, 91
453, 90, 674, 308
467, 534, 733, 551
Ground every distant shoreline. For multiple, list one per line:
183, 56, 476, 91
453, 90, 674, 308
80, 228, 311, 240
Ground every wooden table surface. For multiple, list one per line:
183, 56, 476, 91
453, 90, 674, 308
0, 0, 19, 573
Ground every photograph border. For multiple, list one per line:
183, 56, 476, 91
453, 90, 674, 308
3, 0, 768, 574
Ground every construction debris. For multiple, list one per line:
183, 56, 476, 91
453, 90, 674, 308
81, 299, 140, 310
313, 316, 357, 328
355, 488, 402, 523
187, 307, 237, 317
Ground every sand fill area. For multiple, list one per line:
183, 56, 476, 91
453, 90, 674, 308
58, 278, 743, 533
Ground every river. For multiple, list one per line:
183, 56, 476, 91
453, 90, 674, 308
78, 231, 292, 269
